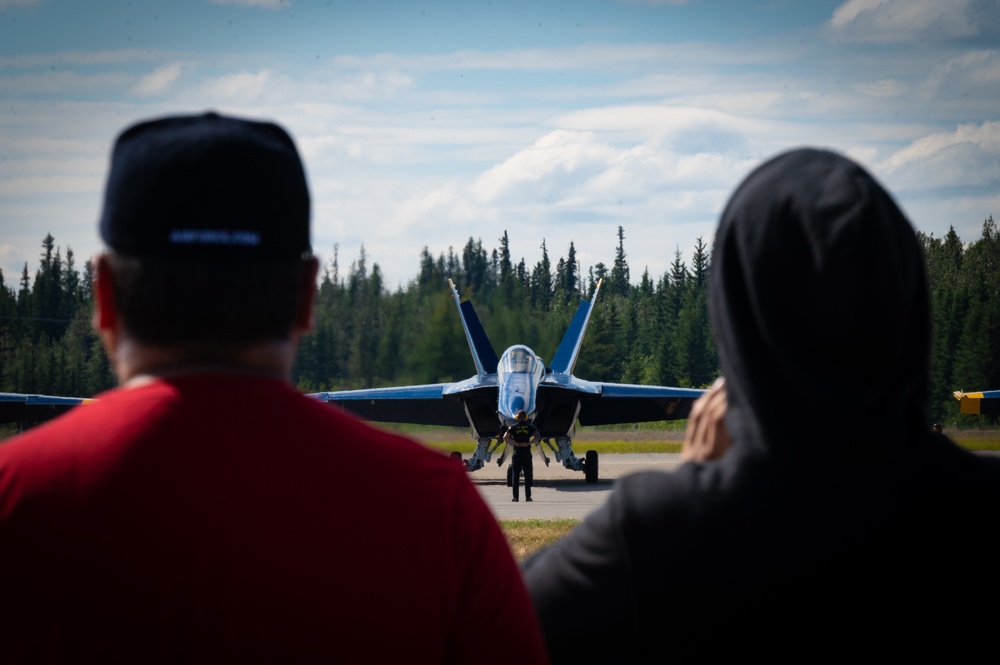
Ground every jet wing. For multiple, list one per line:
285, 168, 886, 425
310, 379, 499, 430
954, 390, 1000, 416
579, 383, 705, 425
0, 392, 95, 424
530, 379, 704, 435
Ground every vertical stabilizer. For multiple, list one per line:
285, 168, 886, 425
449, 279, 500, 376
549, 279, 602, 375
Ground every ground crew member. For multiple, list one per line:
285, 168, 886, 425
504, 410, 540, 502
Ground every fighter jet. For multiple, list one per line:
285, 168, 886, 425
311, 279, 704, 482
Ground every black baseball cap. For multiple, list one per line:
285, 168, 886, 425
99, 111, 311, 259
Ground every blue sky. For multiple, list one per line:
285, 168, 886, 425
1, 0, 998, 290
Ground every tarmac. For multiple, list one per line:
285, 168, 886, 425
474, 449, 1000, 520
470, 452, 684, 520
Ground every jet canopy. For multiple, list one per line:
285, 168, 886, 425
497, 345, 545, 424
499, 346, 542, 376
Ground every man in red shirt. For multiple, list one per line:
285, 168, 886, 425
0, 112, 547, 663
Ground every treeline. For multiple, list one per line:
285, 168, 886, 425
295, 228, 716, 395
0, 234, 112, 399
920, 216, 1000, 423
2, 221, 998, 425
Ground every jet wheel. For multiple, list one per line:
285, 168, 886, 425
585, 450, 599, 483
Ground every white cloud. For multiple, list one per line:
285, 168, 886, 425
918, 50, 1000, 102
470, 129, 756, 210
471, 130, 618, 204
192, 69, 279, 103
883, 120, 1000, 169
830, 0, 889, 28
554, 105, 775, 144
179, 68, 414, 108
131, 62, 185, 97
879, 120, 1000, 188
828, 0, 998, 43
334, 70, 414, 101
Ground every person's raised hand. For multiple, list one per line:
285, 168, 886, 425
681, 378, 732, 462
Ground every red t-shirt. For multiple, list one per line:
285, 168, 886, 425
0, 374, 547, 663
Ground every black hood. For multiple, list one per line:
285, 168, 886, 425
710, 148, 930, 461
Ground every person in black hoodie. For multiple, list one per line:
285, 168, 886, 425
521, 148, 1000, 662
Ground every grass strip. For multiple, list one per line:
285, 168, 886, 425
499, 518, 580, 561
952, 437, 1000, 451
423, 437, 1000, 455
424, 440, 684, 455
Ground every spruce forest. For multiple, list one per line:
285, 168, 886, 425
2, 221, 998, 426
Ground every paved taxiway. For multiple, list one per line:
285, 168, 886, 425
472, 453, 684, 520
473, 449, 1000, 520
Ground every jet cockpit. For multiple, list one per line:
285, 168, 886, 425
497, 345, 545, 426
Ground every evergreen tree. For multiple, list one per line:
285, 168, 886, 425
564, 241, 578, 298
17, 262, 32, 337
497, 231, 514, 304
674, 286, 715, 387
690, 236, 709, 288
951, 216, 1000, 421
415, 293, 468, 383
515, 258, 529, 296
460, 237, 491, 298
657, 249, 688, 387
417, 246, 445, 293
922, 227, 968, 419
0, 267, 14, 332
445, 246, 460, 280
375, 289, 405, 384
63, 247, 82, 312
588, 262, 608, 298
530, 240, 552, 311
609, 226, 631, 297
574, 299, 617, 382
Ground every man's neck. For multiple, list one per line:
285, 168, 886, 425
114, 336, 297, 386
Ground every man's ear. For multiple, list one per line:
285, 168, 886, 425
295, 256, 320, 332
92, 254, 119, 333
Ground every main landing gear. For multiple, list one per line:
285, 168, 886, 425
458, 435, 599, 483
541, 437, 599, 483
584, 449, 599, 484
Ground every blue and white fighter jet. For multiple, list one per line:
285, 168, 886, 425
311, 279, 705, 482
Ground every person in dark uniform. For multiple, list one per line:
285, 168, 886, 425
504, 410, 540, 502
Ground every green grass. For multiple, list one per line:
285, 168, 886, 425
951, 434, 1000, 451
5, 419, 998, 455
422, 439, 684, 455
393, 423, 688, 455
406, 425, 1000, 455
499, 518, 580, 561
